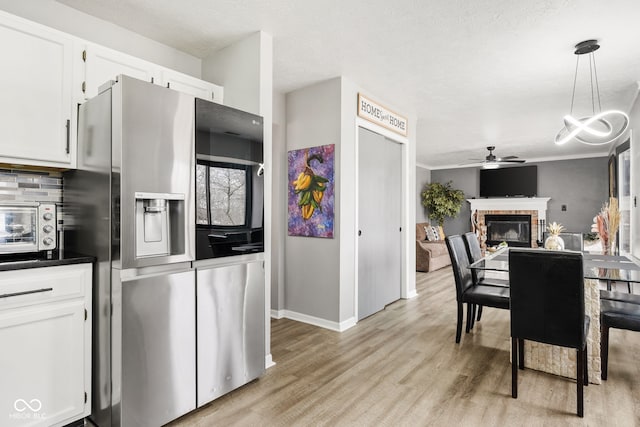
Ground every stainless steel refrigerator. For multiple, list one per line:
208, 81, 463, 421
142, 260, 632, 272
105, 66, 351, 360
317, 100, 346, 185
65, 75, 196, 427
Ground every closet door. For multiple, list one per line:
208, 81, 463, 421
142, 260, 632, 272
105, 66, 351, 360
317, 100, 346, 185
357, 127, 402, 320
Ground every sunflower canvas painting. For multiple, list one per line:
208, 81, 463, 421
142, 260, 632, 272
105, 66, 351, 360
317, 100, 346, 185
288, 144, 335, 238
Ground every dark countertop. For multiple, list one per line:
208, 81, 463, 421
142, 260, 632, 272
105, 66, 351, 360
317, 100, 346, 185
0, 251, 95, 272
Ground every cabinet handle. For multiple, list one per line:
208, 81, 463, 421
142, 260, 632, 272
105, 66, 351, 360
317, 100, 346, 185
0, 287, 53, 299
65, 119, 70, 154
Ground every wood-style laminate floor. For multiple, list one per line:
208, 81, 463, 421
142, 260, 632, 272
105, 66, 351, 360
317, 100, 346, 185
171, 268, 640, 426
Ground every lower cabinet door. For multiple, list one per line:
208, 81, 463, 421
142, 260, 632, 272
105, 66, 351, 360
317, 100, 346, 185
196, 262, 265, 407
0, 300, 85, 427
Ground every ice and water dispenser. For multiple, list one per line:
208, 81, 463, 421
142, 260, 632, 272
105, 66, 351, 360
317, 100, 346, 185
135, 192, 186, 259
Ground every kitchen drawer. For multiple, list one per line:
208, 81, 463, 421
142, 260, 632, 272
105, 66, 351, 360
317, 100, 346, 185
0, 264, 92, 311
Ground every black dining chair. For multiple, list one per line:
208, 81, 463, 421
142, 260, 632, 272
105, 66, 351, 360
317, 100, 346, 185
542, 231, 584, 251
509, 248, 589, 417
599, 293, 640, 380
445, 235, 510, 343
462, 232, 510, 325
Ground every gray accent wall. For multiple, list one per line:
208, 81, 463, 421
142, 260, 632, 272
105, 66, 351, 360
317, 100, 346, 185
271, 90, 286, 312
416, 166, 430, 223
431, 157, 608, 236
430, 167, 477, 234
285, 78, 341, 322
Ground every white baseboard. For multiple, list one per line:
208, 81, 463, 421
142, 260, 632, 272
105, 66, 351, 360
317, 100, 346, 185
270, 309, 285, 319
265, 353, 276, 369
280, 309, 357, 332
406, 290, 418, 299
338, 316, 357, 331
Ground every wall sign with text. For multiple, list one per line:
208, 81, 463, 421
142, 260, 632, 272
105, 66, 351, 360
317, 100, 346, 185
357, 93, 408, 136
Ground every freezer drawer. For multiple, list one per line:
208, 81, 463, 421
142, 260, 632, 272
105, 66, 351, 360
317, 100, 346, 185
196, 261, 265, 407
120, 269, 196, 427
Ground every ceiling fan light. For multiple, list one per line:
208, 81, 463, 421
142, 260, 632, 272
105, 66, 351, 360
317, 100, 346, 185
482, 163, 500, 169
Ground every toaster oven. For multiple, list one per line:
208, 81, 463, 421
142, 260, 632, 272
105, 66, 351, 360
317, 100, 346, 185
0, 202, 57, 254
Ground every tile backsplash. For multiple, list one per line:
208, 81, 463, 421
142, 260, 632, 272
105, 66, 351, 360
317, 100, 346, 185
0, 168, 62, 203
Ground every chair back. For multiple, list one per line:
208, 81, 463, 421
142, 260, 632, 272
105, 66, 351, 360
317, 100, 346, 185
462, 232, 485, 283
543, 232, 584, 251
445, 235, 474, 301
509, 248, 585, 348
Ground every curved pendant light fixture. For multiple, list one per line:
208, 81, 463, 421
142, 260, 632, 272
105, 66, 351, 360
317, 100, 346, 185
555, 40, 629, 146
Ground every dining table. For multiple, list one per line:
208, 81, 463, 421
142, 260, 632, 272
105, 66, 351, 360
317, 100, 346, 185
468, 247, 640, 385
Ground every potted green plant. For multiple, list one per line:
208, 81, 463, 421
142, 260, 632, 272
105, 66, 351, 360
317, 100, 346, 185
421, 181, 465, 228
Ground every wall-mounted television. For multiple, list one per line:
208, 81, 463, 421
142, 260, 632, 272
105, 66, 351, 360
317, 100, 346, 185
479, 165, 537, 198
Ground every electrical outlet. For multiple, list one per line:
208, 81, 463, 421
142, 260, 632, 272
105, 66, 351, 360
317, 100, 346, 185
561, 204, 567, 211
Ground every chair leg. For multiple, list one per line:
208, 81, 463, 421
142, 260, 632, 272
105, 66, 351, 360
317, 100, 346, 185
471, 304, 477, 329
466, 303, 473, 333
511, 337, 518, 398
477, 305, 483, 322
584, 343, 589, 386
601, 323, 609, 380
456, 302, 463, 343
577, 348, 584, 417
518, 338, 525, 370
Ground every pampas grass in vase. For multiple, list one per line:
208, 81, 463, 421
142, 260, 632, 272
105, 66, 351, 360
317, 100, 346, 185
606, 197, 620, 255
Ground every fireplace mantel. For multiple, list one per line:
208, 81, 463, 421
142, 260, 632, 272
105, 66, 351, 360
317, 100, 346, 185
467, 197, 551, 219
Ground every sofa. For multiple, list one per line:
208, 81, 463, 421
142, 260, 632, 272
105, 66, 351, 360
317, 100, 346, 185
416, 222, 452, 272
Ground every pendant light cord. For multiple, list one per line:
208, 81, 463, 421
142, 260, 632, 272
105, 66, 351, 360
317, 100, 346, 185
570, 55, 579, 114
589, 52, 595, 115
592, 52, 603, 113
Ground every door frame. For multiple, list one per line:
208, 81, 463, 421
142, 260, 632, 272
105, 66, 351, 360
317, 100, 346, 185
354, 117, 410, 321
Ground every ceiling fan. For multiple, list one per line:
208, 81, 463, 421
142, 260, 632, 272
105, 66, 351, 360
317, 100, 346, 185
463, 146, 526, 168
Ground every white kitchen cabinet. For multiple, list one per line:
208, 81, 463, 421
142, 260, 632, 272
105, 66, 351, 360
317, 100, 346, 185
0, 11, 75, 168
160, 68, 224, 104
0, 9, 227, 170
81, 42, 160, 100
0, 263, 92, 427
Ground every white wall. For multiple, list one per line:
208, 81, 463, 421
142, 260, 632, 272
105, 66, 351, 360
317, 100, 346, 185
626, 84, 640, 258
0, 0, 201, 76
202, 34, 264, 115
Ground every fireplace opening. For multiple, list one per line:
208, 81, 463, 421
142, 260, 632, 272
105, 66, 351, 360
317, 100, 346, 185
485, 214, 532, 247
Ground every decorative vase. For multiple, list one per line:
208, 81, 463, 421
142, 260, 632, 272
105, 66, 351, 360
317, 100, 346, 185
544, 234, 565, 250
604, 236, 617, 256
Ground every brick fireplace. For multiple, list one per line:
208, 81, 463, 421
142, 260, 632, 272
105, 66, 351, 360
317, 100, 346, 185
467, 198, 550, 252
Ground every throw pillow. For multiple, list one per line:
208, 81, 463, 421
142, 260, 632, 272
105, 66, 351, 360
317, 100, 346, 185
423, 226, 432, 241
425, 225, 440, 241
438, 225, 445, 240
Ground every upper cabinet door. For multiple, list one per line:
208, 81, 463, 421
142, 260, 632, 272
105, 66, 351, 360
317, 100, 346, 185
160, 68, 224, 104
0, 12, 73, 167
83, 43, 160, 100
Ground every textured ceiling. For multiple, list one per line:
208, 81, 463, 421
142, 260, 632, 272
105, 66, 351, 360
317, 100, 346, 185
57, 0, 640, 168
